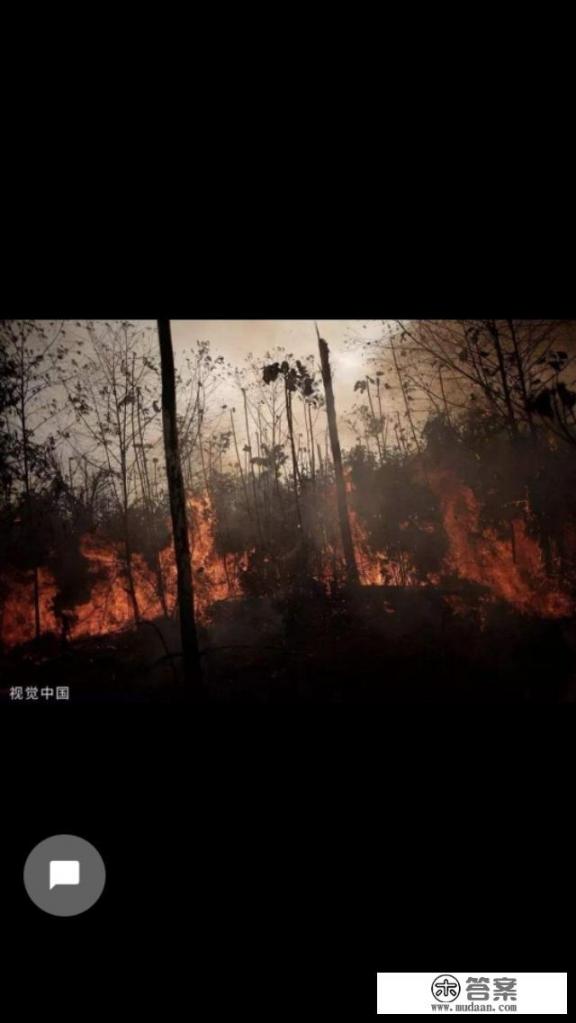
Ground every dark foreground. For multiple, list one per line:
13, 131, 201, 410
1, 586, 575, 704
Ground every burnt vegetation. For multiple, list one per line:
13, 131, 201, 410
1, 318, 576, 703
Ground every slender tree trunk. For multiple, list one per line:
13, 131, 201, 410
316, 326, 359, 586
366, 379, 383, 464
507, 319, 537, 441
395, 412, 407, 457
316, 442, 324, 477
118, 447, 140, 625
136, 382, 154, 504
158, 319, 202, 689
375, 378, 386, 460
284, 380, 303, 530
487, 320, 518, 436
110, 358, 140, 625
130, 375, 147, 506
390, 344, 421, 454
438, 366, 452, 428
198, 413, 209, 493
134, 384, 168, 617
302, 398, 311, 477
20, 385, 41, 639
230, 410, 252, 521
242, 387, 263, 541
307, 402, 316, 484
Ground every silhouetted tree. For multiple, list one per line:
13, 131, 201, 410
158, 319, 202, 690
0, 319, 67, 637
316, 324, 359, 587
65, 321, 164, 623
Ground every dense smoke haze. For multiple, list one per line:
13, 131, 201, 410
2, 318, 576, 703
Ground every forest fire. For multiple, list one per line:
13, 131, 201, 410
428, 468, 573, 618
0, 495, 250, 648
2, 318, 576, 703
1, 474, 572, 651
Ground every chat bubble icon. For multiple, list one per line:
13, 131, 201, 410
49, 860, 80, 890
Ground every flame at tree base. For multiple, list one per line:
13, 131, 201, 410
0, 478, 573, 652
0, 495, 249, 648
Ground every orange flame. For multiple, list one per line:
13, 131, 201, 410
0, 493, 249, 648
1, 475, 573, 650
427, 468, 573, 618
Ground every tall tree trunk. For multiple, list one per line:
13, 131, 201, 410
307, 402, 316, 484
365, 379, 383, 464
375, 377, 387, 460
230, 410, 252, 522
390, 343, 421, 454
507, 319, 537, 441
158, 319, 202, 689
316, 442, 324, 478
117, 439, 140, 626
486, 320, 518, 436
316, 325, 359, 587
19, 372, 41, 640
284, 380, 303, 530
134, 383, 168, 617
438, 366, 452, 428
395, 411, 407, 457
122, 504, 141, 626
242, 387, 263, 541
110, 357, 140, 626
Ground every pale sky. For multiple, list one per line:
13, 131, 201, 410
169, 319, 385, 413
24, 319, 576, 476
23, 320, 397, 467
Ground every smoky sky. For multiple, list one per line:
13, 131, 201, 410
170, 320, 384, 407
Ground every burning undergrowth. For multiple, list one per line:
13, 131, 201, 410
2, 415, 576, 704
2, 317, 576, 705
0, 496, 249, 647
1, 452, 574, 651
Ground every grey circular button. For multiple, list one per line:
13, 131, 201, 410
24, 835, 106, 916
